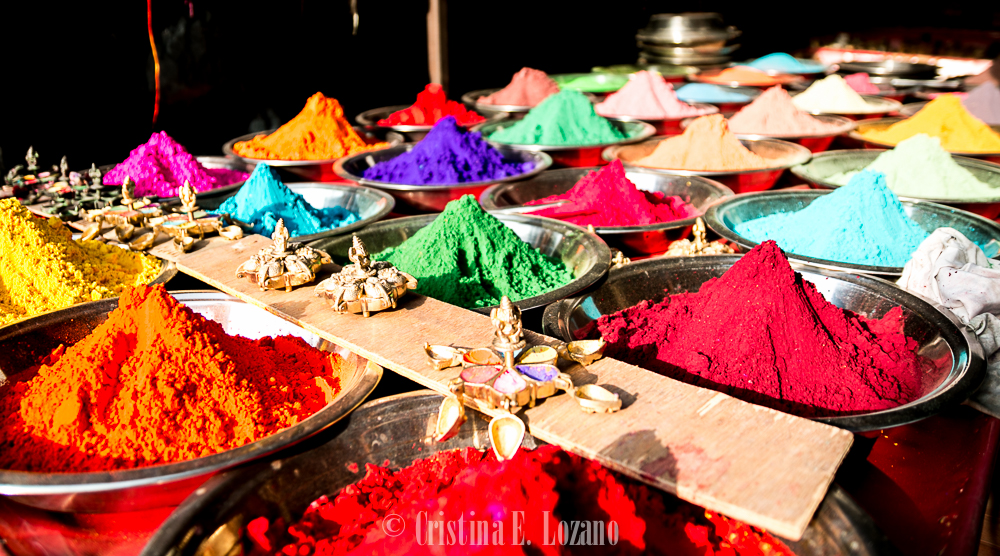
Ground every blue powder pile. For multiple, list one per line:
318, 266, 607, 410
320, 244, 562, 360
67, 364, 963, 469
675, 83, 752, 104
362, 116, 534, 185
214, 164, 359, 237
735, 170, 928, 267
746, 53, 826, 74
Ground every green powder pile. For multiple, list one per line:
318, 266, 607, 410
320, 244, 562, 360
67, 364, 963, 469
827, 134, 1000, 200
373, 195, 574, 308
487, 90, 627, 146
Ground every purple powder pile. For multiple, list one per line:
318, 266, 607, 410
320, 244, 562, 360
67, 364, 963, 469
103, 131, 250, 198
362, 116, 533, 185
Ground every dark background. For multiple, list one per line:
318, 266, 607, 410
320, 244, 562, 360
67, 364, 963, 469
3, 0, 1000, 174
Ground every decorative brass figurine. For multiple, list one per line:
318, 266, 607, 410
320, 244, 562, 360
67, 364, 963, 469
315, 236, 417, 317
236, 219, 331, 291
663, 217, 734, 257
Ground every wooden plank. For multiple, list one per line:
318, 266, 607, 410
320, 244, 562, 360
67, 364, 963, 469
173, 235, 853, 540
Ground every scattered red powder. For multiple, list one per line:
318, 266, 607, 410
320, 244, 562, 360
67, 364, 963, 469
379, 84, 486, 127
478, 67, 561, 107
597, 241, 923, 417
843, 73, 880, 95
525, 160, 698, 227
245, 446, 796, 556
727, 86, 845, 136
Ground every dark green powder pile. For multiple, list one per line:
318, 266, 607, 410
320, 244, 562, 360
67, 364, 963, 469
373, 195, 574, 308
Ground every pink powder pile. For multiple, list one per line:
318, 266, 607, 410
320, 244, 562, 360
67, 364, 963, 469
103, 131, 249, 197
843, 73, 881, 94
596, 71, 713, 120
477, 67, 561, 107
727, 86, 845, 136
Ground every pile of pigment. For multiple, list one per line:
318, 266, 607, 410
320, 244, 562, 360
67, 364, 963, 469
963, 82, 1000, 125
553, 73, 629, 93
0, 285, 343, 472
373, 195, 572, 309
378, 84, 485, 127
525, 160, 697, 226
245, 445, 795, 556
631, 114, 772, 171
595, 71, 713, 120
675, 83, 753, 105
859, 95, 1000, 152
746, 53, 825, 74
213, 164, 358, 237
103, 131, 249, 198
488, 89, 627, 146
698, 66, 793, 87
843, 73, 881, 94
728, 86, 847, 136
735, 170, 928, 267
598, 240, 923, 416
233, 92, 388, 161
0, 199, 161, 326
362, 116, 533, 185
477, 67, 560, 107
792, 75, 876, 114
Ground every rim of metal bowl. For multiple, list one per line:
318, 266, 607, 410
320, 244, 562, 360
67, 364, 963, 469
793, 95, 903, 116
898, 102, 926, 117
604, 136, 813, 176
308, 213, 610, 314
462, 89, 600, 113
478, 166, 734, 235
599, 103, 720, 124
688, 69, 804, 87
737, 58, 828, 76
541, 255, 986, 432
332, 144, 552, 192
848, 118, 1000, 157
704, 189, 1000, 275
790, 149, 1000, 204
477, 119, 657, 152
724, 114, 857, 140
354, 105, 499, 133
221, 128, 396, 167
274, 182, 395, 243
0, 291, 382, 496
96, 156, 254, 203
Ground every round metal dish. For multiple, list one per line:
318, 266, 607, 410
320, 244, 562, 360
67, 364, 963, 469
640, 42, 742, 58
726, 114, 856, 154
793, 95, 903, 120
95, 156, 255, 203
913, 86, 970, 100
848, 117, 1000, 163
354, 106, 498, 142
603, 136, 812, 193
478, 119, 656, 168
640, 51, 734, 67
550, 73, 630, 93
899, 101, 925, 117
636, 13, 741, 46
592, 64, 699, 81
602, 104, 719, 136
689, 68, 803, 87
704, 190, 1000, 276
675, 85, 761, 115
0, 291, 383, 513
140, 389, 893, 556
309, 213, 610, 315
479, 167, 734, 255
740, 57, 828, 76
837, 61, 938, 79
332, 144, 552, 213
542, 256, 985, 432
461, 89, 598, 120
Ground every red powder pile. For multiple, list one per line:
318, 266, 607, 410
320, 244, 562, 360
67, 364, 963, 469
246, 445, 795, 556
598, 241, 922, 416
379, 84, 486, 127
525, 160, 697, 227
478, 67, 561, 107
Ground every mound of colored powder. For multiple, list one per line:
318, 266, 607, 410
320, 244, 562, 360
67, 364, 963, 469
963, 82, 1000, 125
843, 73, 881, 94
826, 134, 1000, 200
524, 160, 697, 226
860, 95, 1000, 153
633, 114, 771, 171
675, 83, 753, 104
477, 67, 560, 107
555, 73, 629, 93
728, 86, 846, 136
213, 164, 359, 237
747, 53, 824, 74
699, 66, 792, 87
378, 84, 485, 127
598, 240, 923, 416
362, 116, 533, 185
736, 170, 927, 266
233, 92, 387, 161
103, 131, 249, 198
246, 445, 795, 556
373, 195, 572, 308
488, 90, 627, 146
595, 71, 712, 120
792, 75, 876, 114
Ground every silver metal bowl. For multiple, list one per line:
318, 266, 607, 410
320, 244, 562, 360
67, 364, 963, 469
704, 190, 1000, 276
899, 101, 925, 117
461, 89, 598, 119
849, 118, 1000, 162
478, 119, 656, 168
725, 114, 856, 154
309, 213, 610, 314
140, 390, 893, 556
592, 64, 700, 80
479, 167, 734, 255
542, 256, 985, 432
332, 144, 552, 213
636, 12, 741, 46
603, 105, 719, 136
0, 291, 382, 513
98, 156, 255, 203
913, 85, 970, 100
355, 106, 499, 142
794, 95, 903, 119
738, 57, 828, 76
603, 136, 812, 193
837, 61, 938, 79
689, 68, 804, 88
550, 73, 630, 94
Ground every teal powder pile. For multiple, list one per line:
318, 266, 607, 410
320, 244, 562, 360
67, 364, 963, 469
487, 90, 627, 146
735, 170, 928, 267
373, 195, 574, 308
213, 164, 359, 237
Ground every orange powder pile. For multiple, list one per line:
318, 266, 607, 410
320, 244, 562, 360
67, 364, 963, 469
698, 66, 795, 87
233, 92, 387, 161
859, 95, 1000, 153
633, 114, 772, 171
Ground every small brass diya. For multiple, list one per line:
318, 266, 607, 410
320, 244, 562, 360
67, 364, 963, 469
315, 236, 417, 317
236, 218, 331, 292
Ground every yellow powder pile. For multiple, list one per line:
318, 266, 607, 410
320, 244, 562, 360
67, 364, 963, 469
859, 95, 1000, 153
633, 114, 772, 171
233, 92, 388, 161
0, 199, 162, 326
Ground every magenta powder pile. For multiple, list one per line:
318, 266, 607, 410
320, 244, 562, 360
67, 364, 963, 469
525, 160, 697, 226
103, 131, 250, 197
